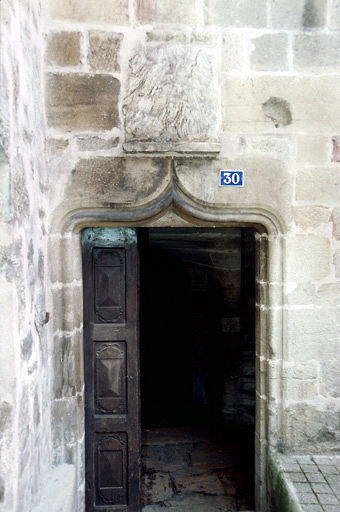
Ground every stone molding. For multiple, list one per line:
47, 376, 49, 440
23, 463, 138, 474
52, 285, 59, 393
51, 185, 284, 512
58, 164, 285, 236
123, 141, 221, 154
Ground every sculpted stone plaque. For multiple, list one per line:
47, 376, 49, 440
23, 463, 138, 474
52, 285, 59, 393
123, 43, 220, 153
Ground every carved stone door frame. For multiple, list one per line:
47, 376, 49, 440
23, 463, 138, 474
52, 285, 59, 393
55, 174, 284, 512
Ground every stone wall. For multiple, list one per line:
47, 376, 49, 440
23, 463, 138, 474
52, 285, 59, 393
0, 0, 50, 510
43, 1, 340, 509
44, 0, 340, 457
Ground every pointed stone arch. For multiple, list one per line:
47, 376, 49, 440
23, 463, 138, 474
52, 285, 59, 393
50, 165, 285, 512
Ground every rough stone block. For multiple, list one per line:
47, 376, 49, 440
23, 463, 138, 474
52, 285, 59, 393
48, 236, 82, 284
175, 155, 293, 225
46, 138, 70, 160
145, 29, 189, 43
204, 0, 267, 27
294, 206, 331, 229
88, 31, 123, 72
286, 235, 330, 283
316, 283, 340, 306
255, 234, 268, 281
221, 33, 245, 73
296, 135, 330, 164
269, 0, 326, 28
329, 0, 340, 28
48, 0, 129, 24
46, 73, 120, 132
250, 34, 289, 71
332, 208, 340, 239
296, 167, 340, 205
123, 43, 219, 150
284, 378, 319, 401
142, 472, 174, 505
320, 362, 340, 398
76, 135, 120, 152
142, 444, 193, 472
53, 335, 76, 399
222, 76, 340, 133
249, 135, 294, 156
294, 33, 340, 71
284, 404, 340, 449
285, 282, 316, 306
334, 248, 340, 279
0, 161, 10, 222
72, 331, 84, 394
45, 32, 81, 67
52, 285, 82, 333
332, 136, 340, 163
285, 361, 319, 381
64, 157, 171, 208
173, 471, 225, 495
31, 464, 76, 512
287, 308, 340, 361
52, 398, 80, 457
137, 0, 196, 25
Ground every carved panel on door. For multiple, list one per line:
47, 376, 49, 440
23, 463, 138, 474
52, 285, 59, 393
94, 248, 126, 324
95, 342, 127, 414
96, 433, 128, 506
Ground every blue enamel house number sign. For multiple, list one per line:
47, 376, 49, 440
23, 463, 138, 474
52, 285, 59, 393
220, 170, 244, 187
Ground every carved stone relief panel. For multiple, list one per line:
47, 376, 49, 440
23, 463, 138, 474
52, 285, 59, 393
123, 42, 220, 153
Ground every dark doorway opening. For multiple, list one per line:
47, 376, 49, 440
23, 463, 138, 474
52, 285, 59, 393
139, 227, 256, 511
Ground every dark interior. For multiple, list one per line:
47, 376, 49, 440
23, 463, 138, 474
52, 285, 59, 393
139, 227, 256, 429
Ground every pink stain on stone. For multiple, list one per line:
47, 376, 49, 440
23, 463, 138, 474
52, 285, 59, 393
332, 137, 340, 163
137, 0, 157, 22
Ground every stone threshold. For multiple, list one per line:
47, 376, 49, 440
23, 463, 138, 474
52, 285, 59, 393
141, 425, 255, 512
269, 452, 340, 512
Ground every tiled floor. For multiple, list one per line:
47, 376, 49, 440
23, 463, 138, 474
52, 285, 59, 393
141, 425, 255, 512
275, 454, 340, 512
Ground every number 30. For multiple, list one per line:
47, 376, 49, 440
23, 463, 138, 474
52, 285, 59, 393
222, 172, 241, 185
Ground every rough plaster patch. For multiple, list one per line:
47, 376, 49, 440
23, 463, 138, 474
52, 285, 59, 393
123, 43, 219, 147
262, 97, 292, 127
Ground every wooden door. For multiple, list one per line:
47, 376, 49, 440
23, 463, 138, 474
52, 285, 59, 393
82, 228, 140, 512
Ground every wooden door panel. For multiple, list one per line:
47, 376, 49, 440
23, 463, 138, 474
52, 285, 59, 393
94, 248, 126, 324
95, 342, 127, 415
82, 228, 140, 512
95, 433, 128, 506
